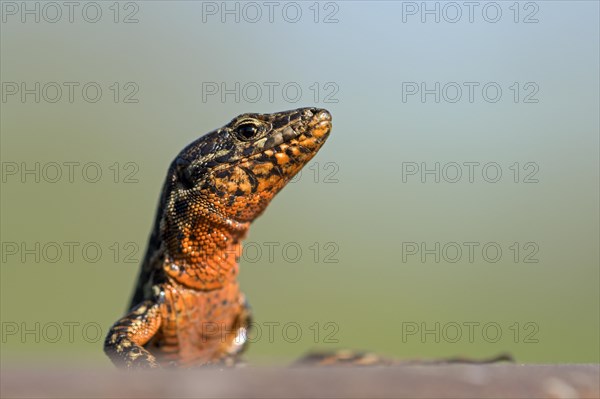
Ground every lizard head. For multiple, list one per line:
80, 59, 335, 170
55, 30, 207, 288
168, 107, 332, 225
151, 108, 331, 289
158, 108, 332, 288
156, 108, 331, 289
124, 109, 332, 357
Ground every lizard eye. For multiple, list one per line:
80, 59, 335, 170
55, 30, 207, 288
234, 123, 261, 141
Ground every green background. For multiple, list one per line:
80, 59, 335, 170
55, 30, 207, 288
1, 1, 598, 368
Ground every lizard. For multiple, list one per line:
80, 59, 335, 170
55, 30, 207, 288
104, 107, 332, 368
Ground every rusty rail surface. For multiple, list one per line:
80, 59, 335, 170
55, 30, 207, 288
2, 364, 598, 398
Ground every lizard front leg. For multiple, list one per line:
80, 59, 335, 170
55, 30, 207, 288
104, 300, 162, 369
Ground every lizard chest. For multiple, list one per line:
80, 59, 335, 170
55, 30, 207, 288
147, 281, 245, 366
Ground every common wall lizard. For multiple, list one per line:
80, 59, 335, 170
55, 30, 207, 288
104, 108, 332, 368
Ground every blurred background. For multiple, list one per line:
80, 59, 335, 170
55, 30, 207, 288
1, 1, 598, 368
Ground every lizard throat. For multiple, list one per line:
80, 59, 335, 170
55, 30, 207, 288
163, 213, 250, 291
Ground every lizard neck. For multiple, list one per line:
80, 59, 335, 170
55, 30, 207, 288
162, 211, 250, 291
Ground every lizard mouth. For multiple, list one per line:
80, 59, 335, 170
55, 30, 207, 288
258, 108, 332, 156
240, 109, 331, 188
263, 108, 331, 149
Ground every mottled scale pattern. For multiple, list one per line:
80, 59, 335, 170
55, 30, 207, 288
104, 108, 332, 368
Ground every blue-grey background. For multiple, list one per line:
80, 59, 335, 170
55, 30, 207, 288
1, 1, 598, 367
